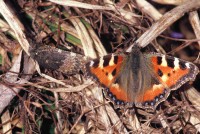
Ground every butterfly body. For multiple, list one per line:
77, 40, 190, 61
86, 46, 199, 109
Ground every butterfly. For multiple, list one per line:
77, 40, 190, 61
85, 45, 199, 109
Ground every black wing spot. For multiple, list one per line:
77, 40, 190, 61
114, 56, 118, 64
157, 57, 162, 65
157, 69, 163, 77
112, 68, 117, 76
179, 62, 187, 70
91, 60, 99, 68
105, 72, 108, 76
103, 56, 111, 67
166, 58, 175, 68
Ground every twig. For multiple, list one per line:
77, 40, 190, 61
127, 0, 200, 52
136, 0, 162, 21
0, 0, 30, 56
189, 11, 200, 47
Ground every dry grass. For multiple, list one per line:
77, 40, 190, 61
0, 0, 199, 133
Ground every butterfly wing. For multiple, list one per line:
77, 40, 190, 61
134, 53, 199, 109
85, 54, 132, 104
85, 51, 199, 110
149, 53, 199, 90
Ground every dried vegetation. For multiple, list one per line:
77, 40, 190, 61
0, 0, 199, 133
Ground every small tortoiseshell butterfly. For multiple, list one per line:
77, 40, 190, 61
85, 45, 199, 109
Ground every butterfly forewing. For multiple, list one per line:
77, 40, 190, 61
148, 53, 199, 90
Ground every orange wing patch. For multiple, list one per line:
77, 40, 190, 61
151, 56, 189, 88
109, 83, 130, 102
136, 84, 165, 103
90, 65, 116, 87
86, 55, 124, 87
